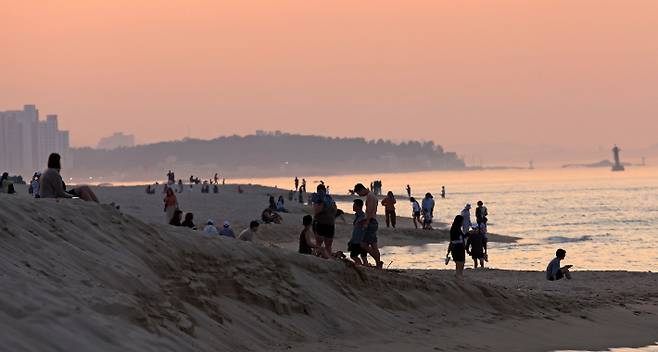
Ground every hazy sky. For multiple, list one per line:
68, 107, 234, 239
3, 0, 658, 152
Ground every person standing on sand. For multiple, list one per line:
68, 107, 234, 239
461, 204, 472, 235
446, 215, 466, 279
294, 177, 299, 191
546, 249, 572, 281
381, 191, 397, 228
354, 183, 383, 269
421, 193, 435, 230
441, 186, 446, 199
239, 221, 259, 241
164, 188, 179, 223
298, 215, 317, 255
476, 201, 488, 226
410, 197, 422, 229
466, 224, 486, 269
312, 184, 337, 258
301, 178, 306, 192
349, 199, 369, 266
406, 184, 411, 197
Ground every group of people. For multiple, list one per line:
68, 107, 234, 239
298, 183, 384, 269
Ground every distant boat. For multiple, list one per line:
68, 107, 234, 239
611, 145, 625, 172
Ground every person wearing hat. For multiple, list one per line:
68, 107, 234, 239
203, 219, 219, 236
460, 204, 472, 235
219, 220, 236, 238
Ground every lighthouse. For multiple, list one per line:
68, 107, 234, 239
611, 145, 625, 172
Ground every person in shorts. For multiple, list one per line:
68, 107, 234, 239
348, 199, 369, 265
354, 183, 383, 269
312, 184, 337, 258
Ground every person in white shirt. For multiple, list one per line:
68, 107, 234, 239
461, 204, 472, 235
202, 220, 219, 236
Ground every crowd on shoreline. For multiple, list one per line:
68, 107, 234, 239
2, 161, 573, 281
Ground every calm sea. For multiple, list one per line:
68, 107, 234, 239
233, 167, 658, 272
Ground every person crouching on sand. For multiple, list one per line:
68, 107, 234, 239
546, 249, 572, 281
447, 215, 466, 279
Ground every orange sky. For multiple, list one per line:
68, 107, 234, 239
3, 0, 658, 150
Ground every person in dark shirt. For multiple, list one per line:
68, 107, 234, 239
169, 210, 183, 226
298, 215, 316, 255
181, 212, 195, 229
446, 215, 466, 279
466, 225, 486, 269
546, 249, 572, 281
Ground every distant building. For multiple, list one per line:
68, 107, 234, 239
0, 105, 71, 176
97, 132, 135, 150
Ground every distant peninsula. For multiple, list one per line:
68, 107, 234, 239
70, 131, 465, 181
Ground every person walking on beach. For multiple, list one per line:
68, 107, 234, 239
466, 225, 486, 269
446, 215, 466, 279
354, 183, 383, 269
164, 188, 179, 223
406, 184, 411, 197
476, 201, 488, 225
294, 177, 299, 191
312, 184, 337, 258
410, 197, 422, 229
298, 215, 316, 255
441, 186, 446, 199
239, 221, 259, 241
461, 204, 472, 235
219, 221, 235, 238
381, 191, 397, 228
546, 249, 572, 281
421, 193, 435, 230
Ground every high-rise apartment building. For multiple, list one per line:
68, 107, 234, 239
0, 105, 71, 177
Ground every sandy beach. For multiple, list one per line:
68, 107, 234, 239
1, 186, 656, 352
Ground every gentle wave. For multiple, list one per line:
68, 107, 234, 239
545, 235, 593, 243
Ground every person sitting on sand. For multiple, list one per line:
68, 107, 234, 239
219, 221, 235, 238
261, 208, 282, 224
213, 184, 219, 193
348, 199, 369, 265
239, 221, 259, 241
446, 215, 466, 279
181, 212, 195, 229
238, 185, 244, 194
312, 184, 337, 259
354, 183, 383, 269
169, 210, 183, 226
410, 197, 422, 229
202, 219, 219, 236
276, 195, 288, 213
40, 153, 99, 202
298, 215, 317, 255
421, 193, 435, 230
0, 172, 16, 194
268, 196, 277, 211
163, 188, 179, 223
466, 224, 486, 269
381, 191, 397, 228
546, 249, 572, 281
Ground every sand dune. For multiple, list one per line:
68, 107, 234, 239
1, 192, 656, 351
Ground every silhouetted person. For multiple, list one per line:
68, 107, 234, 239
181, 212, 195, 228
406, 184, 411, 197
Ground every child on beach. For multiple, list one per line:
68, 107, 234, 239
349, 199, 369, 265
299, 215, 317, 255
466, 224, 486, 268
410, 197, 422, 229
546, 249, 572, 281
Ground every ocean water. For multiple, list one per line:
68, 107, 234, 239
233, 167, 658, 272
556, 343, 658, 351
